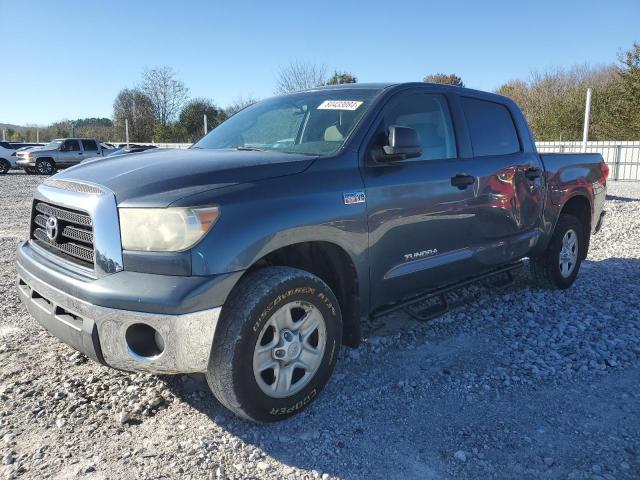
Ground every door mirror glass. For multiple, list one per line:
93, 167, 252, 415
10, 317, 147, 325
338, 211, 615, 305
373, 125, 422, 162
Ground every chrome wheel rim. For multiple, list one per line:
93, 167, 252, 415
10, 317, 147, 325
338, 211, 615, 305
559, 229, 578, 278
253, 300, 326, 398
37, 161, 52, 175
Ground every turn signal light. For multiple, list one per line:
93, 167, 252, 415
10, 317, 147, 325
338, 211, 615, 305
600, 161, 609, 180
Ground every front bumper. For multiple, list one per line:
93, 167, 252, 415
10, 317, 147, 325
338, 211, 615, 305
16, 157, 35, 167
15, 241, 235, 374
17, 263, 221, 373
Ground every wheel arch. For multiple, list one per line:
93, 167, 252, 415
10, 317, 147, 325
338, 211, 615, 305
242, 241, 362, 347
558, 194, 592, 259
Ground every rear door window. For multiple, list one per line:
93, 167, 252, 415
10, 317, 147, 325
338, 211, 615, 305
461, 97, 520, 157
0, 142, 14, 149
81, 140, 98, 151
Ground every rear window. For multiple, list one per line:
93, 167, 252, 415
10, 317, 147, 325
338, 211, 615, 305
0, 142, 13, 149
461, 97, 520, 157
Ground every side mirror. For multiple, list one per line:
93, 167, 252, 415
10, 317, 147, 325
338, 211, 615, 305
372, 125, 421, 163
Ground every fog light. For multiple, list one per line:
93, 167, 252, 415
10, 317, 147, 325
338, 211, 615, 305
125, 323, 165, 358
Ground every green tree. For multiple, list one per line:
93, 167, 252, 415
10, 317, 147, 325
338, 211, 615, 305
326, 71, 357, 85
179, 98, 226, 142
153, 123, 188, 143
113, 89, 156, 142
424, 73, 464, 87
609, 42, 640, 139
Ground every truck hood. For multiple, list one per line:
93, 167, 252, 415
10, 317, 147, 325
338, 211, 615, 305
56, 148, 315, 207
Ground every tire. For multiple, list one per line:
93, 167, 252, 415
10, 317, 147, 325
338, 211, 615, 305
0, 159, 9, 174
530, 213, 583, 289
35, 158, 55, 175
206, 266, 342, 422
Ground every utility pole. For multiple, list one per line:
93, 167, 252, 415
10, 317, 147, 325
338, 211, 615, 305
36, 128, 39, 143
204, 114, 208, 136
125, 119, 130, 145
582, 88, 592, 152
2, 129, 5, 141
70, 121, 76, 138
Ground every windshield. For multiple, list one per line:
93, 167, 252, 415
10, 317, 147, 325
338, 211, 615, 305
44, 140, 63, 149
193, 89, 380, 156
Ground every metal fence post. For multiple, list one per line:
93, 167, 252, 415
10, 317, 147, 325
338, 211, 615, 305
613, 145, 622, 181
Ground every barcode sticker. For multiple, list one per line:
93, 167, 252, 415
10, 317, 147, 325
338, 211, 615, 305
317, 100, 363, 111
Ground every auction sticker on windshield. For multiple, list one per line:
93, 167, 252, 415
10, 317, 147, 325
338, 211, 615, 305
317, 100, 363, 111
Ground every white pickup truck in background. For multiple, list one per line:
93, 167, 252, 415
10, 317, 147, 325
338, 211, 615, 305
15, 138, 113, 175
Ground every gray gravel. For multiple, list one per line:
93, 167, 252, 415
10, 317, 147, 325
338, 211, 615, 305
1, 170, 639, 480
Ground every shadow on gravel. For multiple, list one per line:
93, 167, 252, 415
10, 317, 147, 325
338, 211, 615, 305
606, 194, 640, 202
161, 256, 640, 479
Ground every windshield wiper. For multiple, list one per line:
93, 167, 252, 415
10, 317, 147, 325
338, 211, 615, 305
234, 146, 268, 152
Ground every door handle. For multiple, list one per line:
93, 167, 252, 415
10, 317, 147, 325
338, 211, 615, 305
451, 173, 475, 189
525, 167, 541, 180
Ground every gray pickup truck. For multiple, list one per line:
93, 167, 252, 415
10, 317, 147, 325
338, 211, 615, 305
16, 138, 111, 174
16, 83, 607, 422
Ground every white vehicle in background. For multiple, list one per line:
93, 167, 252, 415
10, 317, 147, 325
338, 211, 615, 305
15, 138, 113, 175
0, 141, 44, 174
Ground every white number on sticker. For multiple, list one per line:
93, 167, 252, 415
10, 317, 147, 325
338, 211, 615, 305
318, 100, 363, 111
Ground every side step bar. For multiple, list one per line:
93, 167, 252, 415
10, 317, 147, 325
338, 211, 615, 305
372, 261, 523, 322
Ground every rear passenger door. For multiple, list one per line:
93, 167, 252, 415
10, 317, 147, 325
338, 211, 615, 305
459, 96, 544, 264
58, 140, 82, 166
81, 139, 100, 160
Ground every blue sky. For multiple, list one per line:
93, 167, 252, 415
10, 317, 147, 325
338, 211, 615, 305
1, 0, 638, 125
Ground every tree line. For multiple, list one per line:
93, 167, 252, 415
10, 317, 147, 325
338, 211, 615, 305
4, 42, 638, 144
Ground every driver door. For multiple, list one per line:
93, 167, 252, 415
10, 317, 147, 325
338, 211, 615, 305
362, 91, 482, 309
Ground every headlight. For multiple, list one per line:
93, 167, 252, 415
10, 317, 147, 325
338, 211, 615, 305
119, 206, 219, 252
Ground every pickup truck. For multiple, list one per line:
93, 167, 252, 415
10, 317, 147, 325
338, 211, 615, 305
15, 138, 111, 174
16, 83, 607, 422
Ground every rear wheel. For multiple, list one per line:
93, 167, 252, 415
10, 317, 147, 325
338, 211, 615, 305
0, 159, 9, 174
206, 266, 342, 422
530, 213, 583, 289
35, 158, 55, 175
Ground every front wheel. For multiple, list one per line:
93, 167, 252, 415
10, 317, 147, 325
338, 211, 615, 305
530, 213, 584, 289
0, 159, 9, 174
206, 266, 342, 422
35, 158, 55, 175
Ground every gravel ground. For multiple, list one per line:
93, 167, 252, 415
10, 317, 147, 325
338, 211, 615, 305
1, 170, 639, 480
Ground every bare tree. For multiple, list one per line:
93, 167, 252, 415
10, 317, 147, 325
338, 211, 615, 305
140, 67, 190, 126
275, 60, 327, 94
224, 95, 258, 117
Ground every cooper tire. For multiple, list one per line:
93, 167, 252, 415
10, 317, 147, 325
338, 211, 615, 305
35, 158, 55, 175
0, 159, 9, 174
530, 213, 583, 290
206, 266, 342, 423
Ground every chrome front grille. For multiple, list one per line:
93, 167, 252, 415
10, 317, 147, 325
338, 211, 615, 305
31, 200, 95, 268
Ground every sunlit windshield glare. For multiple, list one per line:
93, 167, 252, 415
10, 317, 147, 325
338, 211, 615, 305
44, 140, 63, 149
192, 90, 379, 156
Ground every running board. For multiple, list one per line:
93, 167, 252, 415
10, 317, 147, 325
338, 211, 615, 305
372, 262, 523, 322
